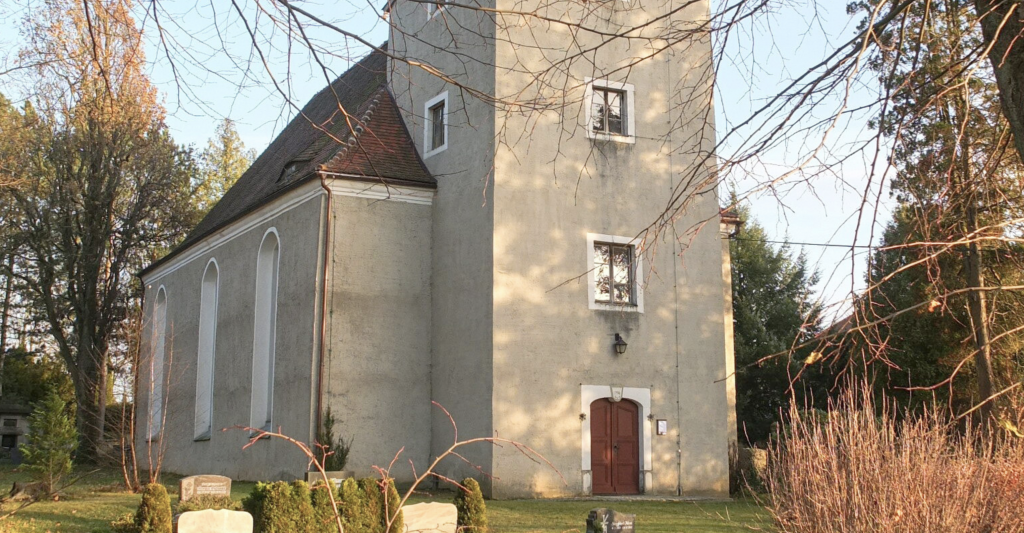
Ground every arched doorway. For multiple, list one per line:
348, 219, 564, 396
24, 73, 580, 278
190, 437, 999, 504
590, 398, 640, 495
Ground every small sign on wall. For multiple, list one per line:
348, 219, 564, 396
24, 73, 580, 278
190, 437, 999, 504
656, 419, 668, 435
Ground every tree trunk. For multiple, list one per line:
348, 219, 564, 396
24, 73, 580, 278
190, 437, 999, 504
0, 254, 13, 398
965, 204, 996, 425
74, 340, 106, 462
973, 0, 1024, 162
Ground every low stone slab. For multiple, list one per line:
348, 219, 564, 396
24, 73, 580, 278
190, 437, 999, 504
305, 470, 354, 489
402, 502, 458, 533
586, 508, 636, 533
179, 475, 232, 503
177, 509, 253, 533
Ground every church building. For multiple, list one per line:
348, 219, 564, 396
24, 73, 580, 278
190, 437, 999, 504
137, 0, 736, 498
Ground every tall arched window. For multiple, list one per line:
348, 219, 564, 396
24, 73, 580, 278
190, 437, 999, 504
149, 287, 168, 439
250, 230, 280, 432
195, 260, 219, 440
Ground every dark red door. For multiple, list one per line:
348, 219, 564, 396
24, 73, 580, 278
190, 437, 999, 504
590, 398, 640, 494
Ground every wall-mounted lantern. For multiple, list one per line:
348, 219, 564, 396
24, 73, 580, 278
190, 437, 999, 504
613, 333, 628, 355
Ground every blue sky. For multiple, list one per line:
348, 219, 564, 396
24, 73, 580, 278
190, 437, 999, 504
0, 0, 889, 317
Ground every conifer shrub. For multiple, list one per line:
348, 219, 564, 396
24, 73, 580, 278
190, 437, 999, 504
244, 480, 316, 533
359, 477, 385, 533
135, 483, 173, 533
382, 479, 403, 533
453, 478, 488, 533
310, 481, 343, 532
176, 495, 241, 513
339, 477, 374, 532
316, 406, 352, 471
19, 391, 77, 494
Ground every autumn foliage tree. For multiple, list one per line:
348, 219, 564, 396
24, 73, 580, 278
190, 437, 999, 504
0, 0, 198, 461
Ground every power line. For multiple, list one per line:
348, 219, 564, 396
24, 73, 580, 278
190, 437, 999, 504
733, 237, 876, 249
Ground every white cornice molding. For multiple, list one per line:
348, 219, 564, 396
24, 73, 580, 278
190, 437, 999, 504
143, 175, 434, 285
324, 176, 435, 206
142, 181, 323, 285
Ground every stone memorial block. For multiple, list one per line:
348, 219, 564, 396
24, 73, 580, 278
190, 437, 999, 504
179, 475, 232, 503
401, 502, 458, 533
177, 509, 253, 533
305, 470, 353, 489
586, 508, 636, 533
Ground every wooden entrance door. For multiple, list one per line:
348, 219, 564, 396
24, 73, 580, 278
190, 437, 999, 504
590, 398, 640, 495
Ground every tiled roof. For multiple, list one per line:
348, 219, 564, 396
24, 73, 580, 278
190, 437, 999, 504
141, 46, 434, 277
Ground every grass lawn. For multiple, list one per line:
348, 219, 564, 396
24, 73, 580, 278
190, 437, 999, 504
0, 463, 769, 532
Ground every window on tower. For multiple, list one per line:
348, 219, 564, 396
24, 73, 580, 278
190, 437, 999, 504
585, 79, 636, 144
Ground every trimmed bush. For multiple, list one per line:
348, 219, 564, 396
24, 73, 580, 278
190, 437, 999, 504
453, 478, 487, 533
382, 479, 403, 533
136, 483, 173, 533
243, 480, 319, 533
177, 495, 241, 513
311, 481, 343, 532
359, 478, 384, 533
247, 476, 403, 533
339, 477, 374, 533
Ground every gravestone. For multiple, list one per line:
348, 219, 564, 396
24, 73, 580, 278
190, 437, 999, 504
586, 508, 636, 533
179, 475, 232, 503
177, 509, 252, 533
401, 502, 458, 533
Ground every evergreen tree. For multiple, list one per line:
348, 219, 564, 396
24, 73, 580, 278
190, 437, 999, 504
857, 0, 1024, 422
730, 203, 825, 444
19, 391, 78, 493
194, 119, 256, 214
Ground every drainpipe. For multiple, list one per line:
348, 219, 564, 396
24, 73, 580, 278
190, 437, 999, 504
315, 172, 333, 442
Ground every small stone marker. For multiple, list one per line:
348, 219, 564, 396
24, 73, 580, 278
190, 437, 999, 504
401, 502, 458, 533
177, 509, 252, 533
179, 475, 232, 503
305, 470, 351, 489
586, 508, 636, 533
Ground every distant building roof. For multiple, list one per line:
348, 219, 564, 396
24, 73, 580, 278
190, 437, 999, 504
142, 45, 434, 277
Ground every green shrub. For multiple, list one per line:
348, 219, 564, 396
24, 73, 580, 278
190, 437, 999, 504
338, 478, 370, 532
382, 479, 403, 533
243, 480, 316, 533
316, 406, 352, 471
359, 478, 384, 533
136, 483, 172, 533
453, 478, 487, 533
311, 481, 343, 532
19, 392, 77, 493
177, 495, 241, 513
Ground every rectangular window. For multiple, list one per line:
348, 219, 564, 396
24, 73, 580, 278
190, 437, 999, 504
587, 233, 643, 312
430, 101, 445, 150
1, 435, 15, 449
2, 419, 16, 427
585, 79, 635, 143
591, 87, 626, 136
593, 242, 635, 305
423, 92, 449, 158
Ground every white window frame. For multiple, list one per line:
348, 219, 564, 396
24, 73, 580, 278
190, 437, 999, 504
250, 228, 280, 435
426, 0, 446, 18
584, 78, 636, 144
587, 233, 644, 312
423, 91, 449, 158
148, 286, 168, 440
194, 258, 219, 441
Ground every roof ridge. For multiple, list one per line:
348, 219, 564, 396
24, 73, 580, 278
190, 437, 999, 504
319, 86, 388, 172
